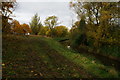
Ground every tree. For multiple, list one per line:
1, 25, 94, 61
54, 26, 68, 37
39, 26, 50, 36
21, 23, 32, 35
44, 16, 59, 37
70, 1, 120, 48
29, 13, 42, 35
0, 0, 16, 33
11, 20, 31, 35
70, 17, 88, 49
11, 20, 23, 34
70, 2, 119, 25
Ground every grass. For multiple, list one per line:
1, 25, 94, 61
100, 45, 120, 58
2, 34, 119, 78
42, 37, 120, 78
53, 37, 68, 41
3, 35, 90, 78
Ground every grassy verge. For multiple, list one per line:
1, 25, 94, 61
42, 37, 119, 78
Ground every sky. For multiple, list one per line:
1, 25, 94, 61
12, 0, 77, 29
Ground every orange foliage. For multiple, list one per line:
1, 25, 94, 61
11, 20, 31, 34
21, 24, 32, 34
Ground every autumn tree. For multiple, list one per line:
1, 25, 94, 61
11, 20, 31, 35
29, 13, 42, 35
11, 20, 22, 34
39, 26, 50, 36
21, 23, 32, 35
44, 16, 59, 37
70, 1, 120, 48
54, 26, 68, 37
70, 2, 119, 30
0, 0, 16, 33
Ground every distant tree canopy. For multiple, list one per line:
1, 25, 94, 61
44, 16, 59, 29
44, 16, 60, 37
11, 20, 31, 35
39, 25, 68, 37
0, 0, 16, 33
29, 13, 42, 35
11, 20, 21, 33
39, 26, 50, 36
37, 16, 68, 37
21, 23, 32, 34
54, 26, 68, 37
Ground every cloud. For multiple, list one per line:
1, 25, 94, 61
13, 2, 77, 28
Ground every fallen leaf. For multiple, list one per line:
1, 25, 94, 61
34, 74, 37, 76
31, 71, 34, 73
39, 73, 43, 76
2, 63, 5, 66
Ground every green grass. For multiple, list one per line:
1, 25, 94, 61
100, 45, 120, 58
3, 35, 119, 78
42, 37, 119, 78
53, 37, 68, 41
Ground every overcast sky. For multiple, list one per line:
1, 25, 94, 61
12, 0, 77, 29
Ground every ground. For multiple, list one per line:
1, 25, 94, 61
2, 35, 120, 78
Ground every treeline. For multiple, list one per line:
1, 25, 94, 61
69, 1, 120, 58
29, 14, 68, 37
8, 14, 68, 37
1, 1, 68, 37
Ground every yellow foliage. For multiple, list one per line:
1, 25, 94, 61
54, 26, 68, 37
